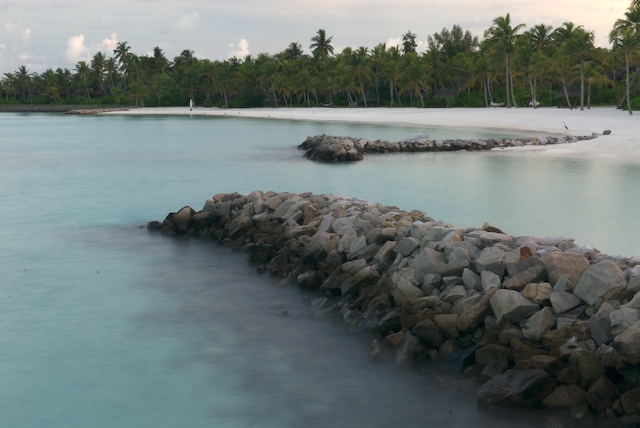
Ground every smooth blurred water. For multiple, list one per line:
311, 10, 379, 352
1, 112, 637, 428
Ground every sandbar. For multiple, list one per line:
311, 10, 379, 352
105, 106, 640, 162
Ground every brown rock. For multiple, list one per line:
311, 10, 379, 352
584, 376, 619, 412
542, 384, 586, 408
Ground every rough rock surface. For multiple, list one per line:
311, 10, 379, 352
298, 134, 599, 162
151, 190, 640, 423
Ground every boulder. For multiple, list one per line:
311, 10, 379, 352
549, 291, 583, 314
522, 307, 556, 342
490, 289, 540, 325
569, 349, 605, 389
522, 282, 552, 304
477, 369, 553, 407
588, 303, 614, 346
543, 251, 590, 287
573, 260, 628, 306
481, 270, 502, 293
610, 308, 640, 335
476, 247, 505, 277
456, 288, 498, 333
541, 385, 586, 408
585, 376, 619, 412
410, 247, 448, 276
620, 388, 640, 414
612, 320, 640, 364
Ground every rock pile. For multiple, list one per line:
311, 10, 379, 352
151, 191, 640, 425
66, 107, 130, 115
298, 134, 600, 162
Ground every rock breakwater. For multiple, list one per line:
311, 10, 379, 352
150, 191, 640, 425
298, 134, 599, 162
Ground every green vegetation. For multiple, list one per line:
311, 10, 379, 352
2, 4, 640, 111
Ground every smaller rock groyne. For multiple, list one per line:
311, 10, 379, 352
150, 191, 640, 425
66, 107, 130, 115
298, 134, 600, 162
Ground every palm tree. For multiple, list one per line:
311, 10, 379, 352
14, 65, 32, 101
283, 42, 305, 60
349, 47, 372, 107
564, 28, 595, 111
383, 46, 403, 106
74, 61, 93, 100
484, 13, 525, 108
399, 53, 430, 107
612, 5, 640, 110
91, 52, 108, 95
310, 29, 334, 60
609, 25, 640, 114
113, 41, 132, 90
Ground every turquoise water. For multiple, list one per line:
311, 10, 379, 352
1, 112, 636, 427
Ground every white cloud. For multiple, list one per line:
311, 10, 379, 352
64, 34, 91, 63
227, 38, 250, 58
385, 37, 401, 49
62, 33, 120, 65
174, 11, 200, 31
4, 20, 32, 44
97, 33, 119, 53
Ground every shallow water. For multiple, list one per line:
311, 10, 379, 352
1, 113, 635, 427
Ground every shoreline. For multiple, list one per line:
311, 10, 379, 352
104, 106, 640, 161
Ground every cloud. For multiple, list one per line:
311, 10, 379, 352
385, 37, 401, 49
64, 34, 91, 63
4, 20, 32, 44
227, 38, 250, 58
97, 33, 119, 53
174, 11, 200, 31
62, 33, 120, 65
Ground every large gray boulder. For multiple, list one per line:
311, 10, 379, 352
490, 289, 540, 325
410, 247, 447, 276
573, 260, 628, 306
612, 320, 640, 365
476, 247, 506, 277
549, 291, 582, 314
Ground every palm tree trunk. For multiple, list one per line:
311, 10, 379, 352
505, 55, 511, 108
484, 83, 489, 107
359, 78, 367, 108
580, 59, 585, 111
509, 60, 517, 107
562, 81, 573, 110
626, 52, 632, 115
389, 80, 394, 107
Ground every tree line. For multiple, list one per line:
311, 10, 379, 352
2, 3, 640, 113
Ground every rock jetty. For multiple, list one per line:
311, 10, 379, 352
66, 107, 129, 115
150, 191, 640, 425
298, 134, 599, 162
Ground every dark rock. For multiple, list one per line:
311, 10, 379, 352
584, 376, 619, 412
477, 369, 553, 407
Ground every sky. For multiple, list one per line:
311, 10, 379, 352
0, 0, 633, 75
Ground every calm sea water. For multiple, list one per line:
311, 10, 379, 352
1, 112, 636, 428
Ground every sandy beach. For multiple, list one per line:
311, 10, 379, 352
106, 106, 640, 161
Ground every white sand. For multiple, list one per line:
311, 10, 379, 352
106, 106, 640, 161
